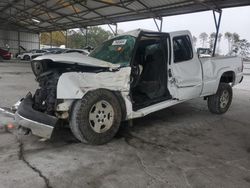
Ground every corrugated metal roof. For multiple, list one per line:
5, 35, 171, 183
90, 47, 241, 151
0, 0, 249, 32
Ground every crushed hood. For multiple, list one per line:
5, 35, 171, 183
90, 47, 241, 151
33, 52, 120, 68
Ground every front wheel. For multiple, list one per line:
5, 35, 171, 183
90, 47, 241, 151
69, 89, 122, 145
207, 83, 233, 114
23, 55, 30, 61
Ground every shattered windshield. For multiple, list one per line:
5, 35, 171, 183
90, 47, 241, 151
89, 35, 136, 66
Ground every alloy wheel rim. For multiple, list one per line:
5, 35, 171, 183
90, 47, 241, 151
220, 90, 229, 109
88, 100, 114, 133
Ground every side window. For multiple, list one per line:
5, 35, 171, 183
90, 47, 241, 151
173, 35, 193, 63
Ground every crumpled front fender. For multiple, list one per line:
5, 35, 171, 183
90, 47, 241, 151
56, 67, 131, 99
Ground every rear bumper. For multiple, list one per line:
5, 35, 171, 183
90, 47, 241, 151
15, 95, 58, 139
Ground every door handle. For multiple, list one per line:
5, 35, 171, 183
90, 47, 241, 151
169, 77, 176, 84
168, 69, 172, 77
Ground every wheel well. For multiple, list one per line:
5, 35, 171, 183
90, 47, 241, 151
113, 91, 127, 121
220, 71, 235, 84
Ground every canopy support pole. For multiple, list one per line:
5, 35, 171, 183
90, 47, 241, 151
212, 9, 222, 57
18, 31, 20, 53
153, 17, 163, 32
108, 23, 118, 35
85, 27, 88, 46
50, 31, 52, 48
65, 30, 68, 48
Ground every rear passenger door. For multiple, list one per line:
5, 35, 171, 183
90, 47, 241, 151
168, 31, 202, 100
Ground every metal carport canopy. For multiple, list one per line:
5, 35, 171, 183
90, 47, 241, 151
0, 0, 250, 33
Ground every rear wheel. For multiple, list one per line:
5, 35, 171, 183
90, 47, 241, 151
207, 83, 232, 114
69, 89, 122, 145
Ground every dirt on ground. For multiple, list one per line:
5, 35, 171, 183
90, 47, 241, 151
0, 61, 249, 188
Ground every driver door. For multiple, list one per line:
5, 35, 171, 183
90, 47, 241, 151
168, 31, 202, 100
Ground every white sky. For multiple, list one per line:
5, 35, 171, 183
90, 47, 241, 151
101, 5, 250, 54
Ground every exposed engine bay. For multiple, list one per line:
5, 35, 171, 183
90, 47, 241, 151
31, 60, 111, 117
33, 71, 59, 115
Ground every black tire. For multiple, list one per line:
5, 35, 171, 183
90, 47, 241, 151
69, 89, 122, 145
24, 55, 30, 61
31, 60, 48, 77
207, 83, 233, 114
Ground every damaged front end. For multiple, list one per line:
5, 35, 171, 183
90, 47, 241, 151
14, 58, 132, 139
15, 93, 58, 139
14, 70, 61, 139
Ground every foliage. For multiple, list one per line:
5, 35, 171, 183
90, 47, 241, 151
232, 39, 250, 58
192, 36, 197, 47
67, 30, 85, 49
40, 31, 66, 46
85, 26, 114, 48
67, 26, 113, 49
207, 32, 222, 54
40, 27, 113, 49
208, 32, 216, 50
199, 32, 208, 48
224, 32, 240, 53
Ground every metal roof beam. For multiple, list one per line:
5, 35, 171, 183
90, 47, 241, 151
14, 0, 81, 25
0, 17, 37, 33
0, 0, 22, 12
153, 17, 163, 32
108, 23, 118, 35
78, 1, 115, 25
136, 0, 160, 19
1, 0, 249, 32
212, 10, 222, 57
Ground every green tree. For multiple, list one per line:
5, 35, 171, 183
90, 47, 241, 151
237, 39, 250, 57
208, 32, 222, 55
192, 36, 197, 47
224, 32, 233, 53
86, 26, 113, 48
67, 26, 113, 49
67, 30, 85, 49
209, 32, 216, 50
232, 33, 240, 44
216, 33, 223, 55
40, 31, 66, 46
199, 32, 208, 48
232, 39, 250, 58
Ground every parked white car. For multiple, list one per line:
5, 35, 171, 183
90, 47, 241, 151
15, 29, 243, 145
63, 49, 89, 55
17, 49, 48, 60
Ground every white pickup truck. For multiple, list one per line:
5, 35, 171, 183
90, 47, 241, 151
15, 29, 243, 145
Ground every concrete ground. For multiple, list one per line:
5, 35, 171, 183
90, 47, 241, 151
0, 61, 250, 188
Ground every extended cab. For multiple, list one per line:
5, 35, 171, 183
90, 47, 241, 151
15, 29, 244, 144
